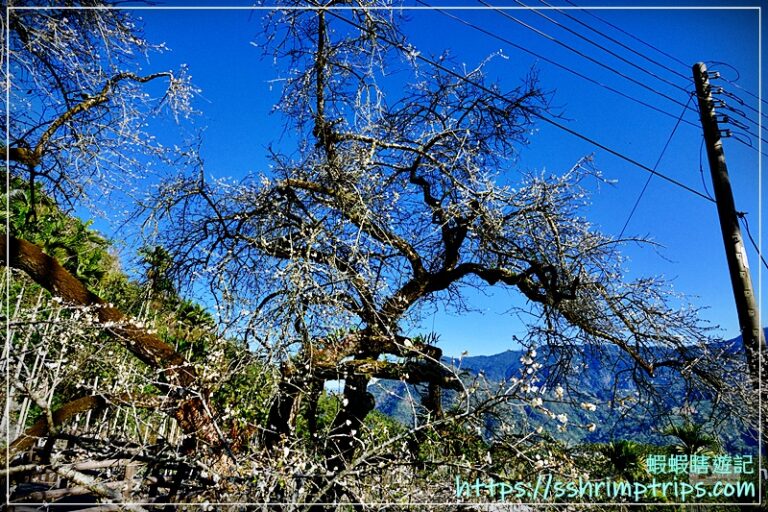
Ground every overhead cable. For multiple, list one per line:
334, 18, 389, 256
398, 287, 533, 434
326, 9, 717, 204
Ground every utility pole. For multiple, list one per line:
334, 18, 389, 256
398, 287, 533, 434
692, 62, 765, 389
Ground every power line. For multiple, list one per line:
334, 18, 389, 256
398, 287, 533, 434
692, 93, 717, 203
618, 93, 694, 239
556, 1, 767, 120
420, 1, 768, 158
536, 0, 691, 84
694, 82, 768, 161
719, 74, 768, 110
739, 214, 768, 272
693, 77, 768, 153
513, 0, 692, 98
561, 0, 689, 70
708, 93, 768, 143
516, 1, 768, 152
697, 137, 714, 202
717, 124, 768, 158
730, 131, 756, 149
692, 86, 767, 186
525, 6, 766, 268
711, 83, 768, 126
665, 59, 768, 131
476, 0, 697, 116
705, 60, 741, 82
412, 0, 701, 130
718, 100, 763, 133
326, 9, 717, 204
720, 128, 768, 159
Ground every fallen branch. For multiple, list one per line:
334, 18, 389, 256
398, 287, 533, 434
9, 395, 106, 457
14, 479, 129, 502
51, 461, 147, 512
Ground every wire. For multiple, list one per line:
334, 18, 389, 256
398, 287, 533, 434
725, 130, 768, 158
719, 102, 764, 135
516, 0, 692, 98
723, 117, 752, 133
537, 0, 691, 84
411, 0, 700, 130
618, 93, 694, 239
326, 9, 717, 204
718, 74, 768, 110
726, 131, 768, 158
522, 4, 768, 151
719, 102, 749, 122
698, 137, 714, 201
700, 85, 768, 155
705, 60, 740, 83
739, 214, 768, 272
421, 1, 768, 157
729, 131, 755, 148
714, 86, 768, 126
562, 0, 690, 70
562, 0, 767, 123
691, 96, 716, 202
709, 93, 768, 143
476, 0, 697, 115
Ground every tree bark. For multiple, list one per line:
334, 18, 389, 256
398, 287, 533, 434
2, 235, 221, 451
9, 395, 107, 456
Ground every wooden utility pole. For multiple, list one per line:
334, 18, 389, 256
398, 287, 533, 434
692, 62, 765, 388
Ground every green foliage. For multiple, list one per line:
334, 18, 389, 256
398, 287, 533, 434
663, 422, 720, 456
138, 245, 176, 299
432, 416, 489, 463
4, 178, 115, 288
96, 271, 145, 316
4, 177, 238, 436
294, 391, 343, 447
594, 440, 650, 481
363, 408, 407, 444
160, 298, 218, 361
213, 352, 277, 428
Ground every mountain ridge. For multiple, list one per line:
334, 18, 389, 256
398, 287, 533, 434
370, 328, 764, 450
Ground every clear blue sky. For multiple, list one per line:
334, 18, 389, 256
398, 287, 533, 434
123, 1, 764, 357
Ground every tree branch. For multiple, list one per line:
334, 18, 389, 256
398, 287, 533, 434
2, 235, 224, 450
33, 71, 173, 164
2, 235, 195, 387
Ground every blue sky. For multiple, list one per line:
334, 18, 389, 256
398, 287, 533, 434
125, 1, 764, 357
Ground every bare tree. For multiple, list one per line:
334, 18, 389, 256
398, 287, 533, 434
147, 1, 753, 507
3, 1, 756, 508
3, 0, 196, 216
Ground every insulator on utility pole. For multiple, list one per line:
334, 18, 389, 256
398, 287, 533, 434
692, 62, 765, 389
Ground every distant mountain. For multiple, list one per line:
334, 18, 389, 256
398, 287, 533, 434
370, 329, 764, 451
